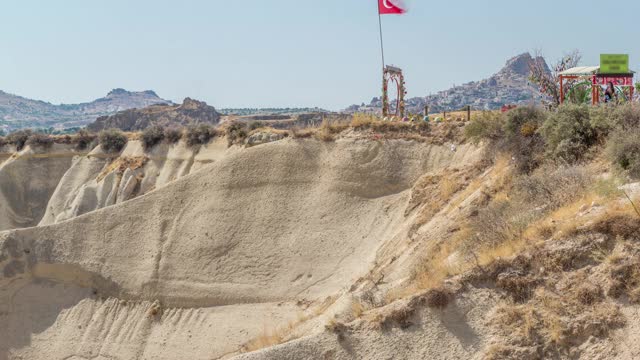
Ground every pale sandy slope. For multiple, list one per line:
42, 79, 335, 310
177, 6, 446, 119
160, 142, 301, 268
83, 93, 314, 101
39, 139, 233, 226
0, 137, 482, 359
0, 144, 79, 231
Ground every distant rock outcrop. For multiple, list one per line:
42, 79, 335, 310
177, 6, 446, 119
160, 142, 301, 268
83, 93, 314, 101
87, 98, 221, 132
0, 88, 172, 132
348, 53, 550, 114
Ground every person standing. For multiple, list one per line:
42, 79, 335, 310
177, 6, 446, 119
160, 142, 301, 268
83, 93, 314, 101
604, 81, 617, 103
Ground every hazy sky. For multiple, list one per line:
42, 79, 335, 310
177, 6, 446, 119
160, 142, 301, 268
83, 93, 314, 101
2, 0, 639, 110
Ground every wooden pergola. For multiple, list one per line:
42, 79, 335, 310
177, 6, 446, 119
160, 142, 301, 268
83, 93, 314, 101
559, 66, 635, 104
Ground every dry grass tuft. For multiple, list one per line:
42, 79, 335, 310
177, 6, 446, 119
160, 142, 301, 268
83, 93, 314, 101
325, 318, 347, 333
351, 300, 366, 319
573, 284, 603, 306
592, 214, 640, 241
96, 156, 148, 183
243, 329, 285, 353
423, 287, 452, 309
382, 306, 415, 329
496, 274, 540, 303
312, 119, 348, 142
242, 312, 311, 353
290, 126, 314, 139
350, 113, 379, 130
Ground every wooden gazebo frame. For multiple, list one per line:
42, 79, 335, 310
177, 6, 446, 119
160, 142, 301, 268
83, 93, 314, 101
382, 65, 406, 118
559, 66, 635, 105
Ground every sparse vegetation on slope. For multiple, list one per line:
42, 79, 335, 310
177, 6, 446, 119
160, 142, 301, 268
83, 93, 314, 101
73, 129, 97, 150
26, 133, 54, 149
185, 123, 217, 146
225, 122, 248, 146
141, 125, 165, 150
607, 127, 640, 179
163, 127, 182, 144
98, 128, 128, 153
6, 129, 33, 151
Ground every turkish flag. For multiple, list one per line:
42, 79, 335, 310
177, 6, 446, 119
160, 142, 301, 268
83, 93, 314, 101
378, 0, 406, 14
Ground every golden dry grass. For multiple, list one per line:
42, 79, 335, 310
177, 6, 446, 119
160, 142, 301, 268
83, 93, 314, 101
241, 312, 309, 353
96, 156, 148, 183
351, 300, 366, 319
430, 110, 487, 122
242, 328, 285, 353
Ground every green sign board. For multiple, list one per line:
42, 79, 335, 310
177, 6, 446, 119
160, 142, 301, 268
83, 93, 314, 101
600, 54, 629, 74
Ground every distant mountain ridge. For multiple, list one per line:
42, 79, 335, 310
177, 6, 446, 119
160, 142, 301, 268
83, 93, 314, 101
0, 88, 172, 132
348, 53, 550, 114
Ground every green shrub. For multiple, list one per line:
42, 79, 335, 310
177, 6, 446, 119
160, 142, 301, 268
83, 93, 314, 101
503, 106, 545, 139
99, 129, 128, 152
248, 121, 264, 131
590, 103, 640, 138
503, 106, 546, 173
514, 165, 590, 209
607, 128, 640, 179
26, 133, 54, 148
6, 129, 33, 151
464, 111, 505, 143
74, 129, 97, 150
226, 122, 248, 146
589, 104, 615, 139
164, 127, 182, 144
540, 104, 597, 163
141, 125, 165, 150
185, 124, 216, 146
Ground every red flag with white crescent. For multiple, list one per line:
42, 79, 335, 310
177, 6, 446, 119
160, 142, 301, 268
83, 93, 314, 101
379, 0, 407, 14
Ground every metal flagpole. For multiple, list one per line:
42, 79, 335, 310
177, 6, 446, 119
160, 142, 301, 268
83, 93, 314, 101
377, 5, 385, 70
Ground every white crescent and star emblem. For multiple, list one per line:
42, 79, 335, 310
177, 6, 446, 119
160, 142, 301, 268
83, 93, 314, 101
382, 0, 394, 9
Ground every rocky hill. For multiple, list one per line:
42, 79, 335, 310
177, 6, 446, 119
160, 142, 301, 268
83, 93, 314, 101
348, 53, 550, 114
0, 88, 172, 132
87, 97, 221, 132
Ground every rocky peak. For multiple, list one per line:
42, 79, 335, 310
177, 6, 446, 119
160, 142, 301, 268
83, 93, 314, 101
498, 53, 550, 78
180, 97, 208, 110
87, 97, 220, 132
107, 88, 131, 97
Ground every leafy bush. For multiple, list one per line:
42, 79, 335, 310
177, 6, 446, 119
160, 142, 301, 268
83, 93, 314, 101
464, 111, 505, 143
588, 105, 616, 140
26, 133, 54, 148
590, 103, 640, 138
467, 165, 589, 255
98, 129, 128, 152
141, 125, 165, 150
540, 104, 597, 163
607, 128, 640, 179
6, 129, 33, 151
74, 129, 97, 150
226, 122, 248, 146
514, 165, 590, 209
164, 127, 182, 144
503, 106, 546, 173
185, 124, 216, 146
248, 121, 264, 131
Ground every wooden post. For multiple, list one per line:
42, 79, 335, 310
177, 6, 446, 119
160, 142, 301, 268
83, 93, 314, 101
443, 110, 447, 120
467, 105, 471, 121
